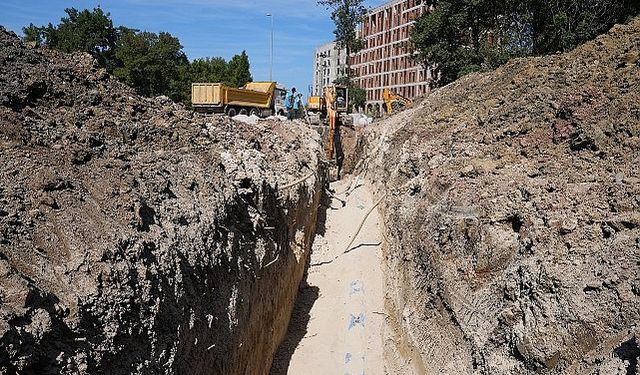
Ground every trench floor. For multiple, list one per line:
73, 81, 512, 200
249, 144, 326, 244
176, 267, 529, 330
271, 178, 386, 374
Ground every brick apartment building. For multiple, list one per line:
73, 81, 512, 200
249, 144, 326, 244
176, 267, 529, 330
351, 0, 434, 113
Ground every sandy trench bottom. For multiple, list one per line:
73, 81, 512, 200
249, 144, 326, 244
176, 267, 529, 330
278, 177, 386, 375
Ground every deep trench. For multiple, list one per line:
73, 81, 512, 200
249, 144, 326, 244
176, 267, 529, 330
268, 176, 388, 374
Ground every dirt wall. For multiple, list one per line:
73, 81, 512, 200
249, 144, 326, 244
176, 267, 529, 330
364, 18, 640, 374
0, 27, 324, 374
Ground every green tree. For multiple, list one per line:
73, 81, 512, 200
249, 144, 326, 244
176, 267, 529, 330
174, 57, 230, 106
320, 0, 368, 111
412, 0, 528, 86
412, 1, 475, 86
23, 23, 44, 44
22, 7, 118, 67
21, 6, 258, 105
188, 57, 229, 83
530, 0, 640, 54
113, 29, 188, 100
318, 0, 367, 75
348, 86, 366, 111
412, 0, 640, 87
226, 51, 253, 87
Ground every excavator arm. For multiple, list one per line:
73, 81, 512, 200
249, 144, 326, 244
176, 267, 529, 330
383, 88, 412, 114
325, 86, 337, 160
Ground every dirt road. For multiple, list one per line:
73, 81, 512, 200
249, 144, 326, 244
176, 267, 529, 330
271, 177, 386, 374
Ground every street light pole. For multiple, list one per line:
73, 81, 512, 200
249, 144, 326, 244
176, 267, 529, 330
266, 13, 274, 82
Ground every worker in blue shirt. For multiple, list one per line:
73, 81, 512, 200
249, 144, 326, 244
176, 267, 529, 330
293, 93, 302, 119
285, 87, 296, 120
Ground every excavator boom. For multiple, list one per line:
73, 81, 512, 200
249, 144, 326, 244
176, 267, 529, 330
323, 85, 348, 160
383, 88, 412, 114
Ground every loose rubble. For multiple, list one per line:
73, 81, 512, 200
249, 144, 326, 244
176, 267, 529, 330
349, 113, 373, 127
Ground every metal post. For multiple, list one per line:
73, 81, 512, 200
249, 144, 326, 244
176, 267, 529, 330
266, 13, 274, 82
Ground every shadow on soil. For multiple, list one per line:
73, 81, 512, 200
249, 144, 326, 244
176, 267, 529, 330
270, 173, 344, 374
269, 190, 330, 374
269, 285, 320, 375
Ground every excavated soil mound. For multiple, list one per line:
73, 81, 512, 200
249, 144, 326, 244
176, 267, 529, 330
365, 18, 640, 374
0, 27, 324, 374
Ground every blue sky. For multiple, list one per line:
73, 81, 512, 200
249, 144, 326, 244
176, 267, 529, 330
1, 0, 387, 99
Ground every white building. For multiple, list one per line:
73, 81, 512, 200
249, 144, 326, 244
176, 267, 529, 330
311, 42, 348, 96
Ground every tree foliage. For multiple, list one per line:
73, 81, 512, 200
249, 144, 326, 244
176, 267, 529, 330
348, 86, 366, 112
226, 51, 253, 87
412, 0, 640, 87
183, 54, 252, 86
529, 0, 640, 54
318, 0, 367, 57
113, 30, 188, 100
22, 7, 254, 105
320, 0, 368, 109
23, 23, 44, 45
188, 57, 230, 83
23, 8, 118, 66
412, 1, 481, 85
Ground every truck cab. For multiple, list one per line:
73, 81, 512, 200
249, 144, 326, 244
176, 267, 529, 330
274, 84, 287, 116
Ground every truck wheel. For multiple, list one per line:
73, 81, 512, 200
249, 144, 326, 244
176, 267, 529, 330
249, 108, 260, 117
226, 107, 237, 117
239, 108, 248, 116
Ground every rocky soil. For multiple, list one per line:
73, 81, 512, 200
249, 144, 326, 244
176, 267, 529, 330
364, 17, 640, 374
0, 27, 324, 374
2, 12, 640, 375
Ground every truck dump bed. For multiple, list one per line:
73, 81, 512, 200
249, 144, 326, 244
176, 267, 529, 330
191, 82, 276, 112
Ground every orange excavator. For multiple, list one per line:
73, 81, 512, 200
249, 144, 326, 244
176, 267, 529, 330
383, 88, 412, 114
324, 85, 348, 160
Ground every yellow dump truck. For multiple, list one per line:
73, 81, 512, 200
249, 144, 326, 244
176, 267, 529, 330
191, 81, 287, 117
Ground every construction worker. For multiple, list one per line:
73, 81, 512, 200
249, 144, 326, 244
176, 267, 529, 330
293, 93, 302, 119
285, 87, 296, 120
